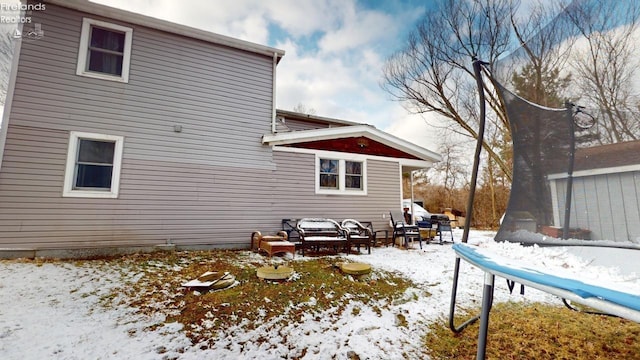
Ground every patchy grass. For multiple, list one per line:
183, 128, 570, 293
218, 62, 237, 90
425, 302, 640, 360
16, 250, 639, 358
101, 250, 414, 347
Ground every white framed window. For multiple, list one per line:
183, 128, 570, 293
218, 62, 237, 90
76, 18, 133, 83
63, 131, 124, 198
345, 160, 363, 190
316, 156, 367, 195
319, 158, 339, 189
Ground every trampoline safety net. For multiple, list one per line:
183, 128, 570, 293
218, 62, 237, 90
492, 78, 640, 247
486, 1, 640, 247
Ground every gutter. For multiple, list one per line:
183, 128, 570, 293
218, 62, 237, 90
271, 52, 277, 133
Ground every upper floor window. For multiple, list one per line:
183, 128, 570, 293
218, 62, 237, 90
63, 132, 124, 198
317, 157, 367, 195
76, 18, 133, 83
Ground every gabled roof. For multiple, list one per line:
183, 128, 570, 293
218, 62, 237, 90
46, 0, 285, 61
262, 125, 442, 164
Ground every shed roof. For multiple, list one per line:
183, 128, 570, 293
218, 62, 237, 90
548, 140, 640, 180
574, 140, 640, 171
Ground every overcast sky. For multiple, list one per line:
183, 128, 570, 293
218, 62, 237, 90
92, 0, 444, 153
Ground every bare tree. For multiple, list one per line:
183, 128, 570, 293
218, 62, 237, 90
498, 0, 576, 106
386, 0, 640, 228
382, 0, 516, 181
383, 0, 592, 229
429, 137, 470, 205
565, 0, 640, 143
292, 103, 316, 115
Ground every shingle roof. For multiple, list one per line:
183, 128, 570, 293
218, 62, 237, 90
574, 140, 640, 171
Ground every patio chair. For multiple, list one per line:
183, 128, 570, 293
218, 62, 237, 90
389, 211, 422, 249
431, 215, 454, 244
359, 221, 389, 246
341, 219, 374, 254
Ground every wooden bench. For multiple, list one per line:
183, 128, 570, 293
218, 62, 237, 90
296, 218, 348, 256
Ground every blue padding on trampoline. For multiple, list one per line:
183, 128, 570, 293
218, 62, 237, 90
453, 244, 640, 312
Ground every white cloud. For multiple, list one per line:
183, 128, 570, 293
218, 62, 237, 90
93, 0, 344, 41
93, 0, 438, 151
318, 9, 398, 54
92, 0, 272, 42
275, 37, 371, 116
262, 0, 344, 37
383, 109, 444, 153
226, 12, 270, 44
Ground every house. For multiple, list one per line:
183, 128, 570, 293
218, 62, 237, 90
547, 140, 640, 243
0, 0, 440, 258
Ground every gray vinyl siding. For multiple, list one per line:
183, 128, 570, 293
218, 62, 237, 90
554, 171, 640, 243
11, 5, 274, 169
271, 150, 401, 235
0, 4, 279, 249
0, 124, 278, 248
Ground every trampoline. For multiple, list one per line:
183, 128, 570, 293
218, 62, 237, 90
448, 51, 640, 359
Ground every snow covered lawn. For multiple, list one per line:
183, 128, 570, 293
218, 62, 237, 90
1, 230, 637, 359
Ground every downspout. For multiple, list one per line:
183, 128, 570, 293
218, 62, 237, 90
271, 52, 277, 133
0, 21, 25, 172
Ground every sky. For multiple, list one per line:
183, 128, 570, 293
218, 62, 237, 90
2, 229, 638, 359
90, 0, 444, 153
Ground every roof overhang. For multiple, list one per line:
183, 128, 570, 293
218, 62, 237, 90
46, 0, 285, 62
262, 125, 442, 170
276, 109, 365, 127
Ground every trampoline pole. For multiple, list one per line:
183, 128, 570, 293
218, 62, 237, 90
477, 273, 495, 360
562, 103, 575, 239
449, 57, 487, 335
449, 256, 481, 333
462, 57, 488, 244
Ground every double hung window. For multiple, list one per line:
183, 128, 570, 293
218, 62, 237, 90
63, 132, 124, 198
319, 159, 339, 189
317, 157, 366, 195
345, 161, 363, 190
77, 18, 133, 82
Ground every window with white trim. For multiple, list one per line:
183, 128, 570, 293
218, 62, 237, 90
317, 157, 367, 195
345, 160, 363, 190
76, 18, 133, 82
319, 158, 339, 189
63, 132, 124, 198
